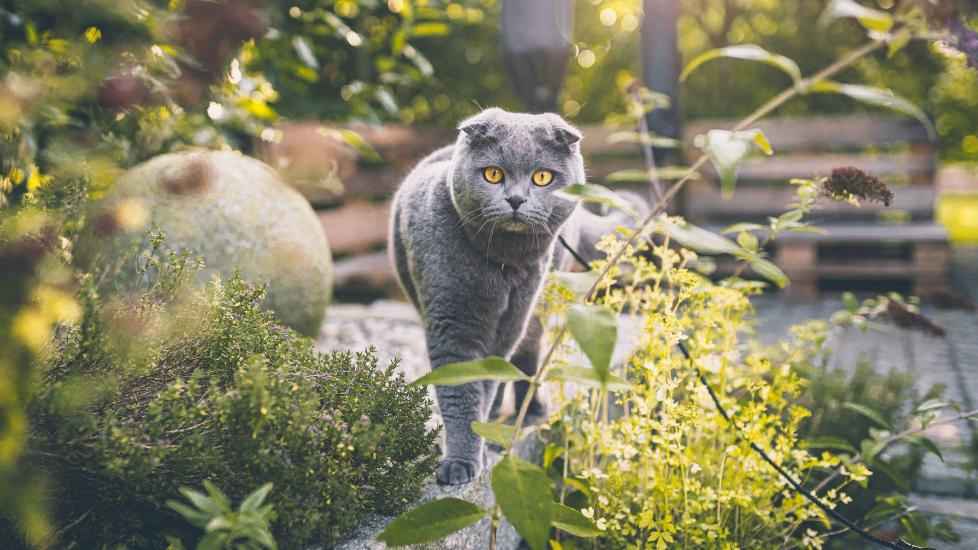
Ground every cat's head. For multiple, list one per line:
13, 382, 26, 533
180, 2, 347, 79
449, 108, 583, 234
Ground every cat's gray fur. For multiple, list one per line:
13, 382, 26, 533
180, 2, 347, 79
389, 108, 645, 484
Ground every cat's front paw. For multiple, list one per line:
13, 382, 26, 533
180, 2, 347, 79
436, 457, 481, 485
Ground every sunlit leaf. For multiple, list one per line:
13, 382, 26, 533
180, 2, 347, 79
411, 357, 530, 387
553, 271, 600, 298
745, 256, 788, 288
809, 81, 935, 138
377, 498, 486, 546
544, 366, 631, 391
606, 131, 682, 148
681, 44, 801, 83
471, 421, 514, 447
914, 398, 960, 414
317, 127, 383, 163
409, 22, 452, 37
552, 503, 601, 538
663, 221, 742, 255
604, 166, 694, 182
492, 454, 553, 550
292, 36, 318, 69
800, 436, 858, 454
820, 0, 894, 33
694, 129, 773, 196
566, 304, 617, 384
555, 183, 639, 221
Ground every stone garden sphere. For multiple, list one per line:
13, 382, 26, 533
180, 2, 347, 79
84, 150, 332, 336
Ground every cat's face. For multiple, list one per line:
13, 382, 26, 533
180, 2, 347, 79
449, 108, 582, 235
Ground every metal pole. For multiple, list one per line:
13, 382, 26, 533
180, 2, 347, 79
640, 0, 681, 163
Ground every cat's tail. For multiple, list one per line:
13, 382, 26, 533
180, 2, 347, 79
559, 190, 651, 268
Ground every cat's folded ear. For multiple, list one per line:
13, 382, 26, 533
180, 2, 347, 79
458, 120, 493, 143
553, 124, 582, 152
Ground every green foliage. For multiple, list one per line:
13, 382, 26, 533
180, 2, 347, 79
246, 0, 514, 124
166, 481, 277, 550
14, 234, 438, 548
377, 498, 487, 547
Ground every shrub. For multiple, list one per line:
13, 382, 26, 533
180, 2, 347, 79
22, 235, 438, 548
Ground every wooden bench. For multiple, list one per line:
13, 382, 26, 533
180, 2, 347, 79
679, 115, 949, 298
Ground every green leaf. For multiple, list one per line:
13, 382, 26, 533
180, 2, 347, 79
178, 487, 221, 515
820, 0, 894, 33
553, 271, 600, 298
239, 483, 273, 514
166, 500, 211, 528
552, 503, 601, 538
736, 230, 759, 252
604, 166, 693, 182
492, 454, 554, 550
801, 436, 858, 454
409, 22, 451, 37
554, 183, 639, 221
809, 82, 935, 138
664, 221, 742, 255
377, 498, 487, 546
566, 304, 617, 384
915, 399, 960, 414
202, 480, 231, 513
843, 402, 893, 431
291, 36, 319, 69
317, 127, 383, 163
694, 129, 773, 196
471, 421, 515, 447
721, 222, 765, 235
746, 256, 788, 288
605, 131, 682, 148
412, 357, 530, 387
680, 44, 801, 83
902, 434, 944, 462
544, 366, 632, 391
887, 28, 912, 58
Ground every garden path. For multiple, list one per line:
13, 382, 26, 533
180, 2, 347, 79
317, 247, 978, 548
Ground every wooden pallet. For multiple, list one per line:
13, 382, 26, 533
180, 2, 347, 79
771, 222, 949, 299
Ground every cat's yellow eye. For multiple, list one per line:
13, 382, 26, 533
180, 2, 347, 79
532, 169, 554, 187
483, 167, 504, 184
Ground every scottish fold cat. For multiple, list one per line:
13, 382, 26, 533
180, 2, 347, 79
389, 108, 643, 484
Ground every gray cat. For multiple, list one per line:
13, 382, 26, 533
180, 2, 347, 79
389, 108, 643, 484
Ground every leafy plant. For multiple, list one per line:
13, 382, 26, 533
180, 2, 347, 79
166, 481, 276, 550
7, 232, 439, 548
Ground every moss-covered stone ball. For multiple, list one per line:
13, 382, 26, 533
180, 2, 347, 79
83, 150, 332, 336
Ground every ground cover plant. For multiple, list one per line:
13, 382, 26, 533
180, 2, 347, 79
8, 230, 438, 548
379, 2, 978, 549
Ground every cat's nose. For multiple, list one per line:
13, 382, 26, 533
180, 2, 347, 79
506, 195, 527, 211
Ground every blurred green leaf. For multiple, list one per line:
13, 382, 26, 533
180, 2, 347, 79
412, 357, 530, 387
471, 421, 514, 447
566, 304, 617, 385
694, 129, 773, 196
681, 44, 802, 83
377, 498, 486, 546
492, 454, 554, 550
552, 504, 601, 538
819, 0, 893, 33
555, 183, 639, 221
843, 402, 893, 431
809, 81, 935, 138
